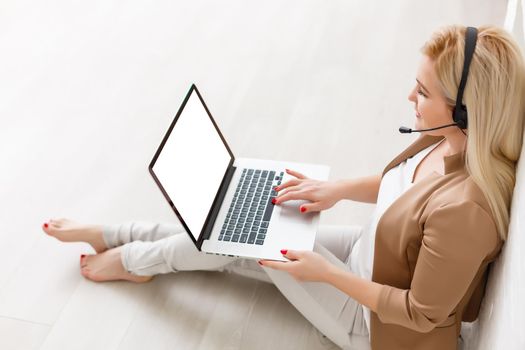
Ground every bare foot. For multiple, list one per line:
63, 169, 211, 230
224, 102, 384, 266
80, 247, 154, 283
42, 218, 108, 253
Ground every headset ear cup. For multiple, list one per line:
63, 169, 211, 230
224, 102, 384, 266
453, 105, 468, 129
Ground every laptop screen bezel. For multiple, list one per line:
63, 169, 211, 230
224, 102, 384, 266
148, 84, 235, 250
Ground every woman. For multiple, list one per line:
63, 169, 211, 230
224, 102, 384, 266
43, 25, 525, 349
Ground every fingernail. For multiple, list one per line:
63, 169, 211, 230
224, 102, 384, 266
258, 260, 263, 265
274, 186, 279, 191
280, 249, 287, 255
271, 198, 277, 204
81, 254, 86, 259
285, 168, 290, 172
43, 223, 48, 228
300, 206, 307, 213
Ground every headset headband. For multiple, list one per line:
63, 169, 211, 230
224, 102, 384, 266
454, 26, 478, 129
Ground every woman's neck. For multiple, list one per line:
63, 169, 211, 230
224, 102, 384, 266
443, 131, 468, 156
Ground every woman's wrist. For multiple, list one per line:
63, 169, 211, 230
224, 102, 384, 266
324, 263, 345, 284
332, 175, 381, 204
333, 179, 355, 201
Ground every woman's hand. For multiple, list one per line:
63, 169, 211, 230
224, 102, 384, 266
259, 249, 336, 283
274, 169, 343, 212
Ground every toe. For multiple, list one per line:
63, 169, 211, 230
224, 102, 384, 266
42, 222, 55, 235
80, 255, 88, 267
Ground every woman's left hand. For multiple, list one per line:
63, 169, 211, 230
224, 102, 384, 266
259, 250, 336, 282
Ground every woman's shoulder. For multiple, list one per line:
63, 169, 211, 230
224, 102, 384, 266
437, 175, 492, 216
425, 175, 502, 252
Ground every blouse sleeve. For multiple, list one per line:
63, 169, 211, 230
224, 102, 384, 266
375, 200, 499, 333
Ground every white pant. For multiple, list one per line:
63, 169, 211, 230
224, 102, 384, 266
102, 222, 370, 350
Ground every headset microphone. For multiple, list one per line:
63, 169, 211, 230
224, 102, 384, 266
399, 26, 477, 135
398, 123, 459, 134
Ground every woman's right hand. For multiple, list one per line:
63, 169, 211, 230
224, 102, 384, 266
273, 169, 344, 213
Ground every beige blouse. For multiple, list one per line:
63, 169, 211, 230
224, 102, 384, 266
370, 135, 503, 350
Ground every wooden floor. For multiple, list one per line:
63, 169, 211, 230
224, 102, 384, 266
0, 1, 507, 349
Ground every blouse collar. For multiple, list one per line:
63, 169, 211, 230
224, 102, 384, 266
382, 135, 467, 177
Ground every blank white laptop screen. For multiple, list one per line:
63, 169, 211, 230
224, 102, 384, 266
152, 89, 231, 240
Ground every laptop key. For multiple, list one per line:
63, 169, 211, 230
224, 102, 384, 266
240, 234, 248, 243
261, 221, 269, 228
232, 235, 240, 242
263, 199, 275, 221
255, 239, 264, 245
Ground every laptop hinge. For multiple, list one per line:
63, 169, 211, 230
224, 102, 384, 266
198, 164, 237, 248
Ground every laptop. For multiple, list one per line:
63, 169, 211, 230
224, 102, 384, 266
149, 84, 330, 261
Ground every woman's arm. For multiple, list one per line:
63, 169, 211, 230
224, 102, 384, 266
334, 174, 382, 204
325, 265, 383, 313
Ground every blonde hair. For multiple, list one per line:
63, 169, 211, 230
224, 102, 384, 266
422, 25, 525, 241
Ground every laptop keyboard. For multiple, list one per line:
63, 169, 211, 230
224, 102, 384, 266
219, 168, 284, 245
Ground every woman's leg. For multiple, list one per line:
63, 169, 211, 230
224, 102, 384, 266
108, 222, 272, 283
83, 221, 369, 348
101, 221, 185, 248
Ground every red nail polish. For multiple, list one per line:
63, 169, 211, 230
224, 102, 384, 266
285, 168, 290, 172
274, 186, 279, 191
81, 254, 86, 258
300, 206, 307, 213
280, 249, 287, 255
258, 260, 263, 265
271, 198, 277, 204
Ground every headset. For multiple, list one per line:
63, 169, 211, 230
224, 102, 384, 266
399, 26, 478, 134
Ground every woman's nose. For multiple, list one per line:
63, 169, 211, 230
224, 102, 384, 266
408, 86, 417, 102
